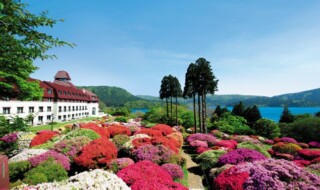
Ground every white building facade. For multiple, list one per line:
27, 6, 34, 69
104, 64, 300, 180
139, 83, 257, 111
0, 71, 99, 125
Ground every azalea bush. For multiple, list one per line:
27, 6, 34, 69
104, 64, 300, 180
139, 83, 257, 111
108, 158, 134, 173
132, 144, 176, 164
135, 128, 163, 137
9, 149, 47, 163
218, 148, 267, 166
279, 137, 298, 144
9, 160, 31, 182
107, 124, 131, 137
0, 132, 19, 156
309, 141, 320, 148
190, 140, 208, 148
214, 167, 250, 190
74, 138, 117, 169
298, 149, 320, 160
272, 142, 302, 155
196, 150, 227, 170
151, 136, 180, 153
215, 140, 238, 150
29, 150, 71, 170
81, 122, 110, 139
64, 128, 100, 140
161, 163, 184, 180
167, 132, 184, 147
112, 134, 131, 149
152, 124, 173, 136
186, 133, 217, 146
237, 141, 271, 158
29, 131, 58, 148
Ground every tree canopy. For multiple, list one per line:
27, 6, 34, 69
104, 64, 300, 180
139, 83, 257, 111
0, 0, 74, 100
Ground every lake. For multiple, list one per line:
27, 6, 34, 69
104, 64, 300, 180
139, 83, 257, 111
131, 107, 320, 122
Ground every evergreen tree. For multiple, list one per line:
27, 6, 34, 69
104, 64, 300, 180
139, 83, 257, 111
159, 76, 170, 120
172, 76, 182, 126
214, 105, 223, 117
0, 0, 74, 100
279, 105, 294, 123
232, 101, 245, 117
244, 105, 262, 125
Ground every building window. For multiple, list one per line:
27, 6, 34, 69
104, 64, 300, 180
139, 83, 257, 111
64, 106, 67, 112
29, 107, 34, 113
17, 107, 23, 113
72, 106, 75, 111
76, 106, 78, 111
64, 91, 67, 95
3, 107, 10, 114
59, 91, 62, 95
47, 88, 52, 94
47, 115, 51, 120
58, 116, 61, 120
68, 114, 70, 118
58, 106, 62, 112
39, 106, 44, 112
38, 116, 43, 123
68, 106, 71, 111
47, 106, 52, 112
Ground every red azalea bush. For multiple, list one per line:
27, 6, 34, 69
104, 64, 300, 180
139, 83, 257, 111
152, 124, 173, 136
298, 149, 320, 160
30, 131, 58, 147
214, 167, 249, 190
80, 122, 110, 139
117, 160, 187, 190
151, 136, 180, 154
135, 128, 162, 137
166, 132, 184, 147
215, 140, 238, 150
74, 138, 117, 169
196, 147, 212, 154
218, 148, 267, 166
107, 124, 131, 137
132, 137, 152, 149
293, 160, 311, 167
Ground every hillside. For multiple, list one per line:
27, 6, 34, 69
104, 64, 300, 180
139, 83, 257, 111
226, 88, 320, 107
80, 86, 141, 107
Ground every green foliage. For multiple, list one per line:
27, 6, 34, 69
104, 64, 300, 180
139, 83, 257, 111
64, 128, 100, 140
143, 107, 168, 124
114, 116, 128, 123
0, 116, 29, 137
179, 111, 194, 128
109, 107, 130, 117
316, 112, 320, 117
244, 105, 262, 125
279, 105, 294, 123
196, 150, 227, 170
112, 134, 130, 149
280, 117, 320, 142
23, 158, 67, 185
31, 141, 55, 150
125, 100, 163, 109
9, 161, 31, 182
253, 119, 280, 139
212, 112, 251, 135
232, 101, 245, 117
0, 0, 73, 100
237, 142, 271, 158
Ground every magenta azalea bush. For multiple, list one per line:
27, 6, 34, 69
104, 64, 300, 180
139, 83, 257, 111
132, 144, 175, 164
186, 133, 217, 146
218, 148, 267, 166
161, 163, 184, 180
309, 141, 320, 148
189, 140, 208, 148
28, 150, 70, 170
280, 137, 298, 144
0, 133, 18, 143
215, 159, 320, 190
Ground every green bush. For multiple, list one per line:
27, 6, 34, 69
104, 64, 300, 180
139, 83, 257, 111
31, 141, 55, 150
114, 116, 127, 123
196, 150, 227, 170
9, 161, 31, 182
212, 113, 251, 135
252, 119, 280, 139
23, 158, 68, 185
280, 117, 320, 142
64, 128, 100, 140
237, 142, 271, 158
112, 134, 130, 149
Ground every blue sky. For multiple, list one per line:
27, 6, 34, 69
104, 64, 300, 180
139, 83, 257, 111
27, 0, 320, 97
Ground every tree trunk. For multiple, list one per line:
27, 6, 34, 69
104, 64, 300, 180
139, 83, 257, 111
175, 96, 178, 126
193, 93, 197, 133
170, 96, 173, 125
197, 93, 202, 133
166, 97, 169, 122
202, 91, 207, 133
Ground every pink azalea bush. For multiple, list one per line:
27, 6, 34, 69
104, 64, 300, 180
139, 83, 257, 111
186, 133, 217, 146
218, 148, 267, 166
190, 140, 208, 148
108, 158, 134, 172
309, 141, 320, 148
161, 163, 184, 180
279, 137, 298, 144
28, 150, 70, 170
132, 144, 176, 164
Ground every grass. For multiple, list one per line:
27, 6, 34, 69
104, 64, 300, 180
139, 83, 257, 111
28, 117, 99, 133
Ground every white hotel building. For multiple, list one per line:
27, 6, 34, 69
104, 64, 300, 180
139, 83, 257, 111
0, 71, 99, 125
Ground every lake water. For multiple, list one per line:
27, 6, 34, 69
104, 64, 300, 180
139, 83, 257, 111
131, 107, 320, 122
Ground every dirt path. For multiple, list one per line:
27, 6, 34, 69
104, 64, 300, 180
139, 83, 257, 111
181, 150, 205, 190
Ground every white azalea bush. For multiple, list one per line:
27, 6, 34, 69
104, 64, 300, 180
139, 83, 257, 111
16, 169, 131, 190
9, 149, 47, 163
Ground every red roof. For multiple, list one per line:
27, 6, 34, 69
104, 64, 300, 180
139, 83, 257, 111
54, 71, 71, 80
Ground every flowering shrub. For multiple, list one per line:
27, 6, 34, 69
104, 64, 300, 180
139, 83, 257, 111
280, 137, 298, 144
309, 141, 320, 148
196, 147, 212, 154
151, 136, 180, 153
152, 124, 173, 136
232, 135, 261, 144
117, 160, 188, 189
218, 148, 267, 166
30, 131, 58, 147
166, 132, 184, 147
132, 144, 176, 164
214, 167, 250, 190
209, 164, 233, 179
74, 138, 117, 169
112, 134, 130, 149
306, 163, 320, 176
210, 130, 223, 138
237, 141, 271, 158
215, 140, 238, 150
298, 149, 320, 160
52, 136, 91, 161
29, 150, 70, 170
186, 133, 217, 146
17, 132, 36, 152
274, 153, 294, 160
196, 150, 227, 170
293, 160, 311, 167
297, 142, 309, 149
9, 149, 47, 163
107, 124, 131, 137
25, 169, 130, 190
190, 140, 208, 148
135, 128, 163, 137
214, 159, 320, 190
108, 158, 135, 173
64, 128, 100, 140
132, 137, 152, 149
161, 163, 184, 180
0, 132, 19, 156
81, 122, 110, 139
272, 142, 302, 155
264, 139, 274, 145
0, 132, 18, 142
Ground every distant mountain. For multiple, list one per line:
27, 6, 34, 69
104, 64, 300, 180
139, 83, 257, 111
80, 86, 141, 107
226, 88, 320, 107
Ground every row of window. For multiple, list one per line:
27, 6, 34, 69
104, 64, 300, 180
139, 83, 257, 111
2, 106, 52, 114
58, 105, 88, 112
57, 112, 90, 121
47, 88, 97, 100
